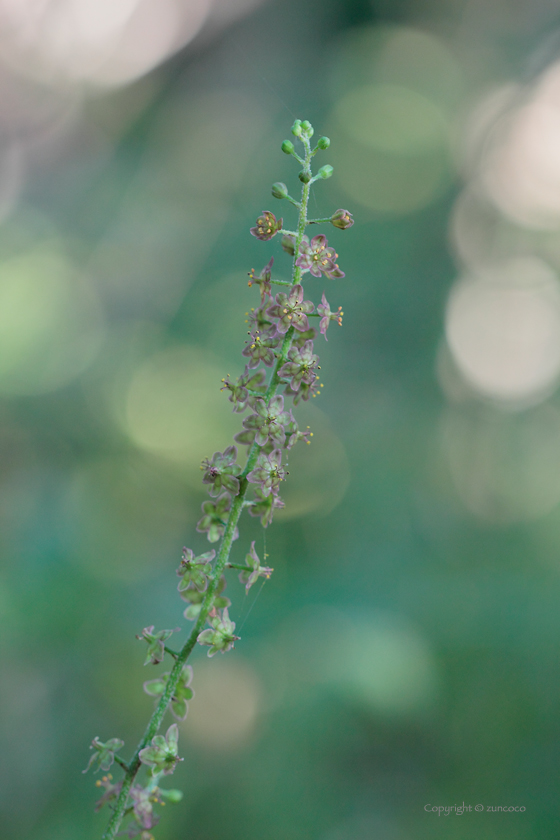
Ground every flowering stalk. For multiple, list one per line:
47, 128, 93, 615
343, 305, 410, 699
88, 119, 353, 840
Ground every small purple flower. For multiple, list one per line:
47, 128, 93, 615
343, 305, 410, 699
200, 446, 241, 496
247, 448, 286, 497
245, 304, 278, 339
248, 486, 285, 527
129, 784, 159, 830
250, 211, 283, 241
94, 775, 122, 812
242, 333, 279, 368
176, 547, 215, 593
295, 234, 345, 279
331, 208, 354, 229
278, 340, 319, 391
248, 257, 273, 302
317, 292, 343, 340
239, 541, 274, 592
242, 395, 293, 447
197, 608, 240, 657
139, 723, 182, 776
221, 367, 266, 413
196, 492, 239, 543
284, 377, 322, 405
284, 419, 313, 449
265, 284, 314, 334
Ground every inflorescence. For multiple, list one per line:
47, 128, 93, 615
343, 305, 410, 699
87, 118, 353, 840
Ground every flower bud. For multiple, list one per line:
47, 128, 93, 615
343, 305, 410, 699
298, 170, 311, 184
271, 182, 288, 199
301, 120, 314, 137
331, 208, 354, 229
317, 136, 330, 149
281, 235, 296, 256
291, 120, 302, 137
281, 139, 295, 155
318, 165, 333, 179
159, 789, 184, 803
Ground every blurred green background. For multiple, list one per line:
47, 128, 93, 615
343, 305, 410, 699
2, 0, 560, 838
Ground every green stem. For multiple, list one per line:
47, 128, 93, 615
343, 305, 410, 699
101, 132, 314, 840
308, 217, 331, 225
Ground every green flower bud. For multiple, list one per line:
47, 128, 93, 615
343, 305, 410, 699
291, 120, 302, 137
318, 165, 334, 180
281, 139, 295, 155
301, 120, 314, 137
271, 182, 288, 199
159, 788, 184, 803
317, 136, 330, 149
298, 170, 311, 184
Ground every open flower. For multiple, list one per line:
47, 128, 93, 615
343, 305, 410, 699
247, 448, 285, 497
144, 664, 194, 721
296, 234, 345, 278
284, 419, 313, 449
176, 548, 215, 593
248, 486, 285, 526
136, 626, 179, 666
265, 284, 314, 334
221, 367, 266, 413
317, 292, 343, 340
197, 608, 240, 657
129, 785, 159, 831
83, 737, 125, 774
248, 257, 273, 302
239, 541, 274, 592
139, 724, 182, 776
250, 211, 282, 241
196, 493, 238, 543
200, 446, 241, 496
278, 340, 319, 391
242, 333, 279, 368
242, 395, 292, 447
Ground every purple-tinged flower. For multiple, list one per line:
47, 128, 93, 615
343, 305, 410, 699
296, 234, 345, 278
248, 257, 273, 302
196, 492, 238, 543
284, 377, 322, 405
284, 419, 313, 449
139, 723, 182, 776
265, 284, 314, 334
176, 548, 215, 593
248, 487, 285, 527
144, 664, 194, 722
83, 737, 125, 774
331, 208, 354, 229
180, 576, 230, 621
94, 774, 122, 812
245, 304, 278, 339
200, 446, 241, 496
242, 395, 293, 447
239, 541, 274, 592
278, 340, 319, 391
242, 333, 279, 368
247, 448, 286, 497
129, 785, 159, 831
250, 211, 282, 241
317, 292, 343, 340
136, 626, 180, 666
281, 234, 296, 255
221, 367, 266, 413
197, 608, 240, 657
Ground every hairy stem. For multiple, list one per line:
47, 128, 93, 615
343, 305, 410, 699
101, 134, 313, 840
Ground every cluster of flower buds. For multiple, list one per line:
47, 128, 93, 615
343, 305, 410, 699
91, 120, 353, 840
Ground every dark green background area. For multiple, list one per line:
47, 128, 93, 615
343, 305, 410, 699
2, 1, 559, 838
